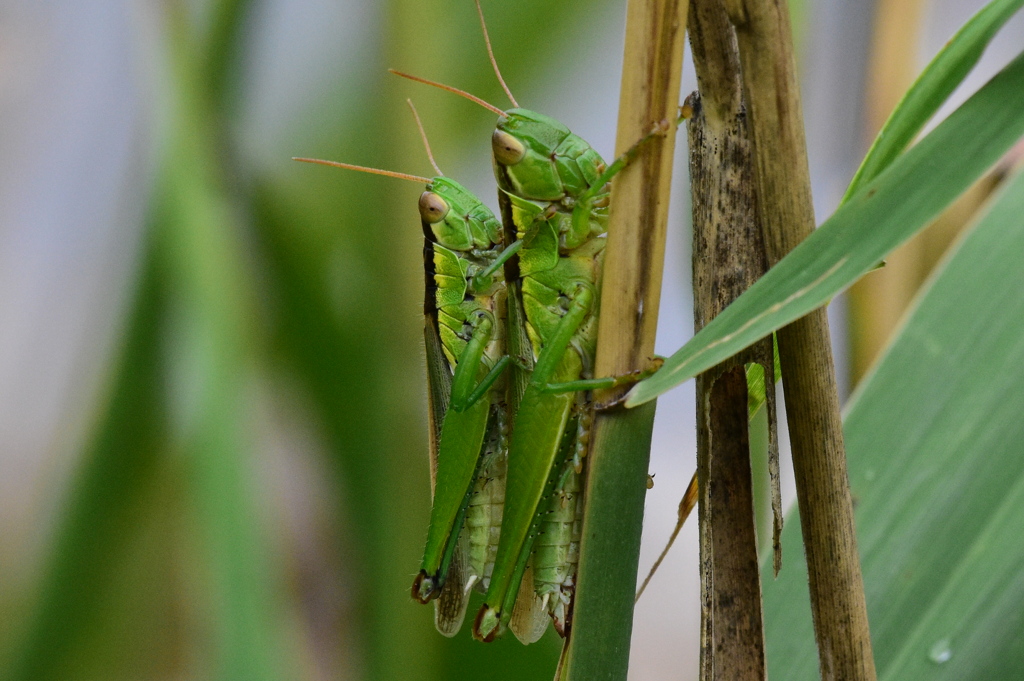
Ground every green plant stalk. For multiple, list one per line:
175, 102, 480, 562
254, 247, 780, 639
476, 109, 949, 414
748, 405, 772, 563
561, 0, 688, 678
562, 403, 657, 680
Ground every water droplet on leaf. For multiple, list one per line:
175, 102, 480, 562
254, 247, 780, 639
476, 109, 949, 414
929, 639, 952, 664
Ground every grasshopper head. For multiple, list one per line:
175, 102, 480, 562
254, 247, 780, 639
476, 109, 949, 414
491, 109, 571, 201
421, 177, 502, 252
492, 108, 607, 207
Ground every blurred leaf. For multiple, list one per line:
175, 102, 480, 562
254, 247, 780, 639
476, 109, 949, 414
156, 16, 283, 680
765, 164, 1024, 678
202, 0, 253, 103
4, 252, 171, 681
627, 49, 1024, 406
844, 0, 1024, 201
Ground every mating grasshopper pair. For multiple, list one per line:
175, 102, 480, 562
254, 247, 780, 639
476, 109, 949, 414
297, 1, 671, 644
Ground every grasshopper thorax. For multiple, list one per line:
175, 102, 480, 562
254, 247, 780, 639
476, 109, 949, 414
495, 109, 571, 153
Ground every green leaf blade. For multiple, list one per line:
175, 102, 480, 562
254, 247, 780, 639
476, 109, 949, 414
764, 165, 1024, 680
844, 0, 1024, 200
627, 49, 1024, 407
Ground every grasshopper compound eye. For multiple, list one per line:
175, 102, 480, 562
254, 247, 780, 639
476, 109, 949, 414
419, 191, 450, 223
492, 129, 526, 166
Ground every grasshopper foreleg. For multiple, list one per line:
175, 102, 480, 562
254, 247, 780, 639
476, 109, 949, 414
541, 357, 665, 395
458, 356, 509, 412
528, 282, 595, 387
472, 238, 523, 291
449, 311, 507, 412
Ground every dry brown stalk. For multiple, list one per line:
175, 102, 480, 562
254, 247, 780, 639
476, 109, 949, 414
720, 0, 878, 678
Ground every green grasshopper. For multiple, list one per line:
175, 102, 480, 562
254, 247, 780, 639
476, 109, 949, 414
295, 102, 512, 636
392, 2, 673, 642
482, 110, 661, 643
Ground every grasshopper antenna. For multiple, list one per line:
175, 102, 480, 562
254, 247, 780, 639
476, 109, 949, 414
292, 157, 430, 184
474, 0, 519, 108
406, 99, 443, 176
389, 69, 506, 117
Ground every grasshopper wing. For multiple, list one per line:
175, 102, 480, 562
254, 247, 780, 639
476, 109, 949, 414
424, 319, 471, 633
433, 539, 470, 636
424, 317, 452, 493
509, 561, 549, 644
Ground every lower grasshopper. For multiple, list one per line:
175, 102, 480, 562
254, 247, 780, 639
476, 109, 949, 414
295, 102, 510, 636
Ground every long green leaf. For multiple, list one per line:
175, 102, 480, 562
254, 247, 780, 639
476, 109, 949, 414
843, 0, 1024, 201
764, 164, 1024, 679
561, 404, 657, 681
626, 49, 1024, 407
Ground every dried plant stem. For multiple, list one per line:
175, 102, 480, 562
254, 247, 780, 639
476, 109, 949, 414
687, 6, 784, 678
687, 62, 775, 678
701, 365, 765, 680
722, 0, 877, 678
560, 0, 688, 679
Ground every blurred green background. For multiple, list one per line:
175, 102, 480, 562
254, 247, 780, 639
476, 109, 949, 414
0, 1, 1020, 680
